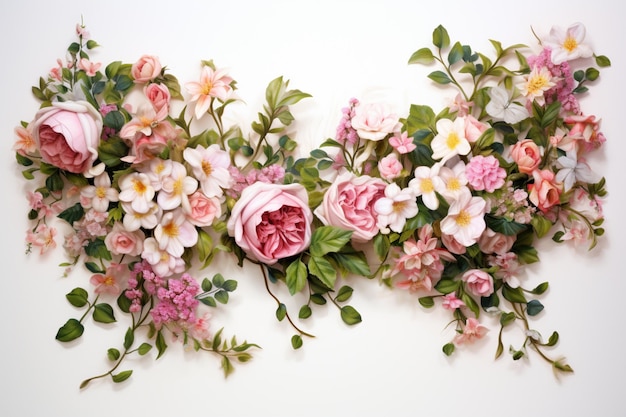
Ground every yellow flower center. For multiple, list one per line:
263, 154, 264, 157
132, 178, 147, 195
155, 161, 165, 175
140, 116, 154, 128
455, 210, 471, 227
392, 199, 408, 213
201, 160, 213, 176
96, 186, 107, 198
446, 132, 460, 150
527, 74, 550, 95
421, 178, 434, 193
173, 177, 183, 195
447, 178, 460, 191
201, 81, 214, 96
103, 275, 115, 286
163, 222, 179, 237
563, 36, 578, 52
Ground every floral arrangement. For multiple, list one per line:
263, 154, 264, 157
14, 21, 609, 388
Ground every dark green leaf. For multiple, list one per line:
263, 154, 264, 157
434, 279, 460, 294
448, 41, 464, 65
57, 203, 84, 225
66, 287, 89, 308
298, 305, 312, 319
85, 238, 112, 261
55, 318, 84, 342
526, 299, 544, 316
123, 327, 134, 350
111, 370, 133, 383
155, 330, 167, 359
214, 290, 229, 304
419, 296, 435, 308
291, 334, 303, 349
93, 303, 116, 323
442, 343, 455, 356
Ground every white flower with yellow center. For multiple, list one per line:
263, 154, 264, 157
544, 22, 593, 65
183, 144, 233, 198
408, 165, 445, 210
373, 183, 418, 234
118, 172, 155, 214
430, 117, 471, 163
80, 172, 119, 212
153, 208, 198, 257
438, 161, 468, 202
518, 66, 557, 105
440, 189, 487, 247
157, 161, 198, 211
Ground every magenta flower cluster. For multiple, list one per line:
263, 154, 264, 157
528, 48, 579, 113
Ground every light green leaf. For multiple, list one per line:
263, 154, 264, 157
309, 226, 352, 257
408, 47, 435, 65
286, 260, 307, 295
308, 256, 336, 290
432, 25, 450, 49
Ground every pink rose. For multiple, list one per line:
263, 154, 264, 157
184, 191, 222, 227
227, 182, 313, 265
31, 101, 102, 174
378, 154, 403, 181
131, 54, 162, 83
528, 169, 563, 213
461, 269, 494, 297
314, 172, 386, 242
104, 222, 145, 256
144, 83, 171, 120
463, 115, 489, 142
478, 228, 515, 255
510, 139, 542, 174
350, 102, 399, 141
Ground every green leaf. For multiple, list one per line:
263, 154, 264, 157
214, 290, 229, 304
331, 250, 371, 277
308, 256, 337, 290
442, 343, 455, 356
502, 284, 527, 304
285, 259, 307, 295
526, 300, 544, 316
220, 279, 238, 292
309, 226, 352, 257
56, 318, 85, 342
111, 370, 133, 383
298, 305, 312, 319
432, 25, 450, 49
85, 238, 112, 261
335, 286, 353, 303
93, 303, 116, 323
276, 303, 287, 321
500, 311, 516, 327
595, 55, 611, 67
123, 327, 134, 350
57, 203, 84, 225
137, 343, 152, 355
66, 287, 89, 307
448, 41, 464, 65
485, 215, 526, 236
434, 279, 460, 294
408, 47, 435, 65
531, 282, 549, 295
155, 330, 167, 359
545, 331, 559, 347
428, 70, 452, 84
531, 215, 553, 238
419, 296, 435, 308
291, 334, 303, 349
107, 348, 120, 361
340, 305, 362, 325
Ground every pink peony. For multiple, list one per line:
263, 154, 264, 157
227, 182, 313, 264
315, 172, 386, 242
30, 101, 102, 174
350, 102, 399, 141
465, 155, 506, 193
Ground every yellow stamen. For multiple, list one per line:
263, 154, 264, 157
95, 186, 106, 199
201, 81, 214, 96
447, 178, 460, 191
173, 177, 183, 195
456, 210, 471, 227
446, 132, 460, 150
132, 179, 147, 195
563, 36, 578, 52
201, 160, 213, 176
527, 74, 549, 95
420, 178, 434, 193
163, 222, 179, 237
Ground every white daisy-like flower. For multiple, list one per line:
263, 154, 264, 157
80, 172, 119, 212
118, 172, 155, 214
408, 165, 445, 210
430, 117, 471, 162
544, 22, 593, 65
373, 183, 418, 234
183, 144, 233, 197
157, 161, 198, 210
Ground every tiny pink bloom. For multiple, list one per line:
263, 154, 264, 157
388, 131, 416, 154
13, 125, 37, 156
104, 222, 145, 256
185, 66, 234, 119
90, 263, 125, 295
453, 318, 489, 345
378, 153, 404, 181
442, 293, 464, 310
26, 224, 57, 254
77, 58, 102, 76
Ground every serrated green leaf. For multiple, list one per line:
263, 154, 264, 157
55, 318, 84, 342
308, 256, 336, 290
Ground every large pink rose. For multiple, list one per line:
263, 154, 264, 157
510, 139, 542, 174
31, 101, 102, 174
131, 54, 162, 83
227, 182, 313, 265
314, 172, 386, 242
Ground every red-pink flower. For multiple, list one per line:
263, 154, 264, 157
528, 169, 563, 212
510, 139, 542, 174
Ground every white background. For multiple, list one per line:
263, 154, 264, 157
1, 1, 624, 416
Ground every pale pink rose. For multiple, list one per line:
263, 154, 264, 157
528, 169, 562, 213
478, 228, 515, 255
350, 102, 400, 141
315, 172, 386, 242
463, 115, 489, 142
131, 54, 162, 83
510, 139, 542, 174
184, 191, 222, 227
104, 222, 145, 256
227, 182, 313, 265
144, 83, 171, 121
461, 269, 494, 297
378, 154, 403, 181
30, 101, 102, 174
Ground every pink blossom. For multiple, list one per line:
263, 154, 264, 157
77, 58, 101, 76
478, 228, 515, 255
350, 102, 400, 141
528, 169, 563, 213
144, 83, 171, 121
453, 318, 489, 345
510, 139, 542, 175
565, 114, 606, 153
151, 273, 200, 328
185, 66, 234, 119
104, 222, 145, 256
26, 224, 57, 254
27, 191, 44, 210
462, 115, 489, 143
489, 252, 522, 287
388, 131, 416, 154
90, 263, 125, 295
131, 55, 162, 83
183, 190, 222, 227
440, 190, 487, 247
13, 125, 36, 156
154, 208, 199, 257
378, 154, 404, 181
442, 293, 464, 310
465, 155, 506, 193
461, 269, 494, 297
448, 93, 472, 116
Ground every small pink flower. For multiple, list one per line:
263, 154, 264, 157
510, 139, 542, 174
77, 58, 101, 76
185, 66, 234, 119
350, 102, 400, 141
131, 54, 162, 83
26, 224, 57, 254
378, 153, 403, 181
90, 263, 125, 295
104, 222, 145, 256
388, 131, 416, 154
453, 318, 489, 345
13, 125, 37, 156
528, 169, 562, 213
183, 190, 222, 227
442, 293, 464, 310
144, 83, 171, 121
465, 155, 506, 193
